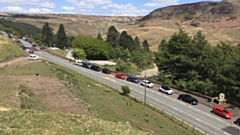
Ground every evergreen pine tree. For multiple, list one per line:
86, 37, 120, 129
119, 31, 135, 51
97, 32, 103, 40
56, 23, 68, 49
41, 22, 53, 47
106, 26, 119, 48
134, 36, 141, 50
142, 39, 150, 51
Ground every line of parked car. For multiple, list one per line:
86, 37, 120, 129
75, 60, 111, 74
75, 60, 239, 122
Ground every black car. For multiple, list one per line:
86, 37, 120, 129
178, 94, 198, 105
82, 62, 92, 69
90, 65, 101, 71
235, 118, 240, 126
102, 68, 111, 74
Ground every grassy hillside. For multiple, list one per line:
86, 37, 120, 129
0, 109, 148, 135
0, 60, 202, 135
0, 34, 28, 62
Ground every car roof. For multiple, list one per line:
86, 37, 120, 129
214, 106, 225, 110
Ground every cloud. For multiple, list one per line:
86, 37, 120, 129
66, 0, 112, 8
29, 8, 53, 13
62, 6, 75, 11
39, 2, 56, 9
102, 3, 149, 16
2, 6, 23, 13
0, 0, 40, 5
144, 0, 179, 7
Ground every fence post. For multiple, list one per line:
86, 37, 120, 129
193, 125, 195, 132
205, 131, 207, 135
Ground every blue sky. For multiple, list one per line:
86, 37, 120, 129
0, 0, 221, 16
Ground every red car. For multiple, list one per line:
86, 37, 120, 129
29, 50, 34, 54
212, 106, 232, 119
115, 72, 127, 80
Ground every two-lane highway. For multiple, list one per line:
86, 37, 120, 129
30, 48, 239, 135
15, 35, 239, 135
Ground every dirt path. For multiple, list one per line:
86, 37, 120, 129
0, 57, 31, 68
137, 64, 159, 78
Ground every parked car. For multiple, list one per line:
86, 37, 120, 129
29, 49, 34, 54
234, 118, 240, 125
159, 86, 173, 95
23, 47, 30, 52
82, 62, 92, 69
76, 60, 83, 66
40, 45, 47, 50
140, 80, 154, 88
50, 47, 59, 50
91, 65, 101, 71
102, 68, 111, 74
178, 94, 198, 105
212, 106, 232, 119
126, 76, 139, 83
115, 72, 127, 80
29, 55, 38, 60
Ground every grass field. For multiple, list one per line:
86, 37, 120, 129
0, 109, 148, 135
0, 34, 28, 62
48, 49, 67, 57
0, 60, 202, 135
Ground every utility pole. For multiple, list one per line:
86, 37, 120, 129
144, 69, 147, 105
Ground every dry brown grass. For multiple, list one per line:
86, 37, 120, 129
8, 11, 240, 51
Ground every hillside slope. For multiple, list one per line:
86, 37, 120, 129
0, 34, 28, 62
0, 109, 148, 135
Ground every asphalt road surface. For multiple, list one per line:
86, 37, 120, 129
20, 39, 239, 135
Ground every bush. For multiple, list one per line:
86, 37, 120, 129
121, 85, 130, 96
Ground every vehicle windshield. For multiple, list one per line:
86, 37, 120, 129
223, 110, 229, 113
162, 86, 170, 90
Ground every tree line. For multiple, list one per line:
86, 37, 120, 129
71, 25, 154, 75
155, 29, 240, 102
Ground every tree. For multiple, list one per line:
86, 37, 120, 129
72, 48, 86, 59
41, 22, 53, 47
142, 39, 150, 51
121, 85, 130, 96
158, 39, 168, 52
119, 31, 135, 51
72, 35, 111, 60
106, 26, 119, 48
134, 36, 141, 50
56, 23, 68, 49
97, 32, 103, 40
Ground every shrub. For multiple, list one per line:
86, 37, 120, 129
121, 85, 130, 96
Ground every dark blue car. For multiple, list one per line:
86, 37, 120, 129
126, 76, 139, 83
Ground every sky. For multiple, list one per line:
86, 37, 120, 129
0, 0, 221, 16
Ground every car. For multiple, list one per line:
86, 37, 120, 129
126, 76, 139, 83
159, 86, 173, 95
178, 94, 198, 105
141, 80, 154, 88
29, 49, 34, 54
76, 60, 83, 66
234, 118, 240, 125
50, 47, 59, 50
115, 72, 127, 80
82, 62, 92, 69
23, 47, 30, 52
102, 68, 111, 74
40, 45, 47, 50
90, 65, 101, 71
212, 106, 232, 119
29, 55, 38, 60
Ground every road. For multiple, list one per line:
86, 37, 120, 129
19, 39, 239, 135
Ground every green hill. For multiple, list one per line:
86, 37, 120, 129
0, 34, 28, 62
